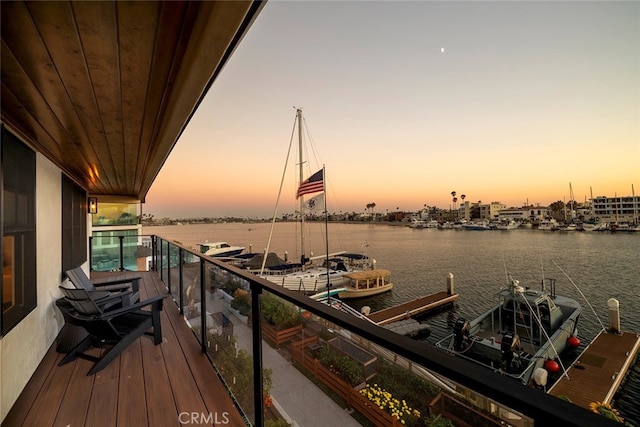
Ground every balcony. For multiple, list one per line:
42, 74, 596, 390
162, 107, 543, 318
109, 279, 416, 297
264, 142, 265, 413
5, 235, 619, 426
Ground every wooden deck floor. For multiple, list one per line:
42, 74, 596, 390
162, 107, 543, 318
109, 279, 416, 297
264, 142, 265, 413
3, 271, 247, 427
549, 330, 640, 409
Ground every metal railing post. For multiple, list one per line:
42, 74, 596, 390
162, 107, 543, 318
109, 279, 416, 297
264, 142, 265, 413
250, 283, 264, 427
166, 243, 172, 295
200, 258, 207, 352
118, 235, 124, 271
88, 236, 93, 271
178, 248, 184, 315
151, 235, 157, 271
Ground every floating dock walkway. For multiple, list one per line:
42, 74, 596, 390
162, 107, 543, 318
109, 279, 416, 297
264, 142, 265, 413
367, 273, 459, 325
367, 291, 458, 325
549, 329, 640, 409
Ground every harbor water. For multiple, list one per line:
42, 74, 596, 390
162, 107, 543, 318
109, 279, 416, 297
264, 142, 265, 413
146, 222, 640, 421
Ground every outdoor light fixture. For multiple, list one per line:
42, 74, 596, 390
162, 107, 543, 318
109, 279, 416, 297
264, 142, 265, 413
88, 197, 98, 214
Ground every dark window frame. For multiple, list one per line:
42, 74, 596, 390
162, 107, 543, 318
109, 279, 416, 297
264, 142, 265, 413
62, 176, 87, 273
2, 127, 37, 336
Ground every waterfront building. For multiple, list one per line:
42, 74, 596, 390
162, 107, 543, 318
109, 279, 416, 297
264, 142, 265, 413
591, 195, 640, 224
460, 201, 507, 220
498, 206, 549, 222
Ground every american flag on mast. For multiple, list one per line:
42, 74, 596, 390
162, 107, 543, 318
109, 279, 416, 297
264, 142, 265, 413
296, 168, 324, 199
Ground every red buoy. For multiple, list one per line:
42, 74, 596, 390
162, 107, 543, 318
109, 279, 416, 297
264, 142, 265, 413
567, 335, 580, 348
544, 359, 560, 373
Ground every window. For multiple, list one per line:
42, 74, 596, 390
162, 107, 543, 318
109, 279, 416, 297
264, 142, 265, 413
62, 176, 87, 272
2, 128, 37, 336
91, 202, 138, 226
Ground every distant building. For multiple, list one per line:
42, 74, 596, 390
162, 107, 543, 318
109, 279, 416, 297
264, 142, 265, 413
498, 207, 548, 221
590, 195, 640, 224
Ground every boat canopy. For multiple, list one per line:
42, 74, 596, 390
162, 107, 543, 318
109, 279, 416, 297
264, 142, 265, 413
244, 253, 295, 269
341, 253, 369, 260
344, 269, 391, 281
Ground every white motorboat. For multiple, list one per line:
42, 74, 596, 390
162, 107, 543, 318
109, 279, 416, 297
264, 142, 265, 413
197, 241, 245, 257
337, 269, 393, 299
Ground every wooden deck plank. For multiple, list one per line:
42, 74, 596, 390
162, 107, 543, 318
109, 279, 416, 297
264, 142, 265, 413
140, 330, 179, 426
549, 330, 640, 409
4, 271, 244, 427
52, 356, 97, 427
116, 340, 148, 427
20, 355, 75, 427
2, 344, 63, 426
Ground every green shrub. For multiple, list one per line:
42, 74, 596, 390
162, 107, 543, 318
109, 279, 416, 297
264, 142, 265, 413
231, 289, 251, 316
424, 414, 454, 427
317, 344, 364, 386
222, 278, 244, 295
261, 293, 302, 330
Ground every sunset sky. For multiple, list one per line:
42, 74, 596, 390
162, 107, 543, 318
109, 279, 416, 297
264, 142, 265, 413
144, 1, 639, 219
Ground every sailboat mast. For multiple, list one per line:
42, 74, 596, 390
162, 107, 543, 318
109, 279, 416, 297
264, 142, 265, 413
633, 184, 637, 225
297, 108, 306, 266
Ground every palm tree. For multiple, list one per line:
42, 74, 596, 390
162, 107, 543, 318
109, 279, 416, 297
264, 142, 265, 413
451, 191, 457, 210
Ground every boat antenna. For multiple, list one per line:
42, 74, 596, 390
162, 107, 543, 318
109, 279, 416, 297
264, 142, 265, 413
552, 261, 606, 332
502, 255, 509, 284
540, 257, 545, 292
260, 111, 298, 274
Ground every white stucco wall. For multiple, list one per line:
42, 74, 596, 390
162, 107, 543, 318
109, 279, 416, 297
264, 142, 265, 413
1, 153, 64, 421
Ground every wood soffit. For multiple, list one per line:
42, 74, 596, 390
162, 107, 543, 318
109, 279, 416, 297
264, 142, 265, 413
1, 1, 264, 200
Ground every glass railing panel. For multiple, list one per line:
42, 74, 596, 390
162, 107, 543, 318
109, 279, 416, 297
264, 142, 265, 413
160, 239, 169, 286
89, 230, 144, 271
182, 261, 255, 425
121, 234, 150, 272
249, 288, 534, 427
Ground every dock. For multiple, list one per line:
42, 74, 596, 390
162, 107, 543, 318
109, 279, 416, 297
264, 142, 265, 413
549, 330, 640, 409
367, 291, 458, 325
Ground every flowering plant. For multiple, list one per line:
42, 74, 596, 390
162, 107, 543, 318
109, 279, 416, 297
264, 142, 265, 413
589, 401, 623, 423
359, 383, 420, 425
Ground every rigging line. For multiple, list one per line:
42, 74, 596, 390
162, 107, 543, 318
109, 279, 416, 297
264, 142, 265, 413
260, 113, 298, 275
553, 260, 606, 332
300, 112, 324, 172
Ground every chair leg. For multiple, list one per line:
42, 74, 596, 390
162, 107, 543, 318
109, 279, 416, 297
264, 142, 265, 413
59, 335, 94, 366
87, 319, 153, 375
152, 308, 162, 345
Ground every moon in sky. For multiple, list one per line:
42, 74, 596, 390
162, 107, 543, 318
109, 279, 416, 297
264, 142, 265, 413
441, 47, 445, 53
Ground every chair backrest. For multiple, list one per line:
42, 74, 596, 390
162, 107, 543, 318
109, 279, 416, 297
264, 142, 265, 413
66, 267, 96, 292
59, 286, 103, 316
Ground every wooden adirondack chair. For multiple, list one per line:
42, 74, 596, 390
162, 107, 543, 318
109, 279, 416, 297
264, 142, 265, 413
65, 267, 140, 305
58, 286, 164, 375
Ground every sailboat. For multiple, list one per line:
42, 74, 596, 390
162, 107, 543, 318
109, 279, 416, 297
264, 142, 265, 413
245, 108, 375, 294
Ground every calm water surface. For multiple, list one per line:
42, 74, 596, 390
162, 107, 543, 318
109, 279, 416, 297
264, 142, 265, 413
146, 222, 640, 343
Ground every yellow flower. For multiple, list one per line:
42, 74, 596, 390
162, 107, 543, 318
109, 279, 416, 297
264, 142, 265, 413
589, 401, 623, 423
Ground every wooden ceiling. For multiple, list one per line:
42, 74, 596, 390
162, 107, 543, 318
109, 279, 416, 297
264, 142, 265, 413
1, 1, 264, 200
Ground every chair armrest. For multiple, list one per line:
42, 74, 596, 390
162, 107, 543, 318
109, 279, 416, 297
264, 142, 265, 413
93, 290, 134, 307
98, 295, 166, 320
93, 276, 141, 293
